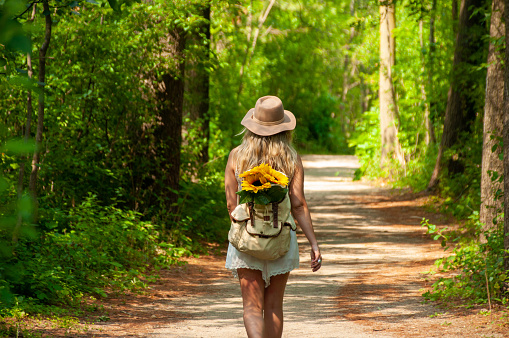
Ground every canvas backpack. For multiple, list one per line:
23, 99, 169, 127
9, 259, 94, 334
228, 193, 297, 260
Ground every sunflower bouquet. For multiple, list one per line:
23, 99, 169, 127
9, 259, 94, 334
236, 163, 289, 205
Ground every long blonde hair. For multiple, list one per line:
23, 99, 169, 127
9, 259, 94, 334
235, 130, 298, 179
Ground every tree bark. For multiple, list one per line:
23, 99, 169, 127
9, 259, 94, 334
29, 0, 51, 198
427, 0, 437, 144
452, 0, 459, 34
503, 0, 509, 275
341, 0, 356, 137
157, 28, 186, 216
428, 0, 486, 189
13, 5, 36, 243
198, 4, 210, 165
379, 1, 404, 166
419, 19, 434, 146
480, 0, 505, 237
185, 3, 211, 165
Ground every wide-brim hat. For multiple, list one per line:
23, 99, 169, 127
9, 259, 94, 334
241, 96, 296, 136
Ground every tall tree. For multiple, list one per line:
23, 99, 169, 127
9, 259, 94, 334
379, 0, 404, 165
503, 0, 509, 274
452, 0, 459, 34
29, 0, 51, 200
185, 2, 211, 165
13, 4, 36, 243
428, 0, 487, 189
160, 27, 186, 216
480, 0, 505, 235
426, 0, 437, 145
139, 23, 188, 219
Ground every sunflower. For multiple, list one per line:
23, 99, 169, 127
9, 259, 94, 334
238, 163, 270, 179
241, 172, 272, 193
262, 167, 289, 187
239, 163, 289, 192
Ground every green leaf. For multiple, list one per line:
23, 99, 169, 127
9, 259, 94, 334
108, 0, 121, 11
86, 0, 99, 4
254, 193, 270, 205
0, 58, 6, 67
236, 190, 253, 204
265, 186, 288, 203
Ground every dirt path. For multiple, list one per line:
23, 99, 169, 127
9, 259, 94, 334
85, 155, 507, 337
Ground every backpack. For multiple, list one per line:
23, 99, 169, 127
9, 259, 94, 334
228, 193, 297, 260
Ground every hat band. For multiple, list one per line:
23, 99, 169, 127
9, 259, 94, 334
252, 114, 285, 126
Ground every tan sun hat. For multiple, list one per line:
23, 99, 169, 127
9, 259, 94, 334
241, 96, 296, 136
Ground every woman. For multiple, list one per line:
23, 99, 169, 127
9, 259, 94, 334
225, 95, 322, 338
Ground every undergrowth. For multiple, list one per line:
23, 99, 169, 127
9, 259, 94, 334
421, 213, 508, 307
1, 195, 190, 308
354, 124, 507, 308
0, 165, 230, 335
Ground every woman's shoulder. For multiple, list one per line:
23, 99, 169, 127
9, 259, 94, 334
226, 147, 240, 169
228, 147, 240, 160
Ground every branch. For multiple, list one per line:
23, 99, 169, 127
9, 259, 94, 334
237, 0, 276, 99
14, 1, 41, 20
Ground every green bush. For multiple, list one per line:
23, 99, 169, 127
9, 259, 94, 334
1, 195, 187, 308
170, 174, 231, 248
422, 213, 508, 305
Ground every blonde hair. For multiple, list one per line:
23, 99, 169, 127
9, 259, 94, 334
235, 130, 298, 179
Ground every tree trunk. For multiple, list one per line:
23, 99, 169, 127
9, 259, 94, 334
427, 0, 437, 144
237, 0, 276, 99
480, 0, 505, 237
341, 0, 356, 134
198, 4, 210, 165
379, 1, 404, 166
157, 28, 186, 217
503, 0, 509, 275
419, 19, 434, 146
428, 0, 486, 189
184, 3, 210, 165
13, 5, 36, 243
29, 0, 51, 199
452, 0, 459, 34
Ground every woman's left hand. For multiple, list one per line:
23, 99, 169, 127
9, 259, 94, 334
310, 246, 322, 272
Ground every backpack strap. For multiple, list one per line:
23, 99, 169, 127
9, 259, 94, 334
248, 202, 255, 227
272, 202, 278, 228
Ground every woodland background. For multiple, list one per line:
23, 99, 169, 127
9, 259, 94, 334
1, 0, 509, 329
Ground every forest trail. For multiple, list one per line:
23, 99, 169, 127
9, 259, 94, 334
87, 155, 506, 337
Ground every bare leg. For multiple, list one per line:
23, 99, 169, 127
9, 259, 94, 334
238, 268, 265, 338
264, 272, 289, 338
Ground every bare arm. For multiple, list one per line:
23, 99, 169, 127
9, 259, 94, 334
289, 155, 322, 272
225, 149, 239, 220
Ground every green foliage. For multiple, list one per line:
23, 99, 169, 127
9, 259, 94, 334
237, 185, 288, 205
348, 107, 380, 180
1, 195, 187, 308
421, 214, 508, 305
0, 0, 501, 319
170, 174, 230, 247
212, 0, 355, 154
